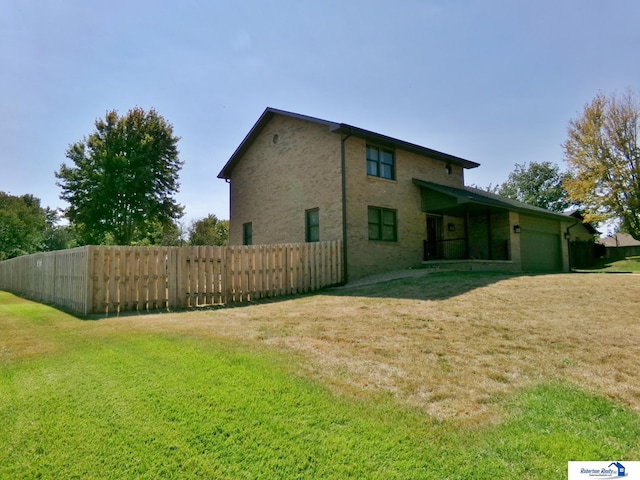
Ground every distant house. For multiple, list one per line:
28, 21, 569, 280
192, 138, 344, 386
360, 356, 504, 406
218, 108, 580, 281
598, 231, 640, 261
599, 232, 640, 248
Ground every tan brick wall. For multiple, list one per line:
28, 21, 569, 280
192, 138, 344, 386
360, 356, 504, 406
560, 220, 571, 271
343, 137, 466, 279
228, 115, 343, 246
570, 224, 596, 243
227, 113, 491, 281
508, 212, 522, 265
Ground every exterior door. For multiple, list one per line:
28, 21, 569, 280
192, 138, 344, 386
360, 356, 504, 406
425, 216, 441, 259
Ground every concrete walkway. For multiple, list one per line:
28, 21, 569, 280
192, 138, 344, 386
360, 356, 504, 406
332, 267, 441, 290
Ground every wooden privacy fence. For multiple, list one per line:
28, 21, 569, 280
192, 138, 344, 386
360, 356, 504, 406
0, 247, 91, 314
0, 241, 343, 315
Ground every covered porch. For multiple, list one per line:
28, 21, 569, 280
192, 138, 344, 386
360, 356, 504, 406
413, 179, 519, 264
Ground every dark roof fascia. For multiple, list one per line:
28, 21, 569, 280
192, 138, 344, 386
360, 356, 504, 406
331, 124, 479, 170
217, 108, 340, 179
218, 108, 480, 179
412, 178, 573, 221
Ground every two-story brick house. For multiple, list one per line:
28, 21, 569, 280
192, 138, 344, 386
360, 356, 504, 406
218, 108, 579, 281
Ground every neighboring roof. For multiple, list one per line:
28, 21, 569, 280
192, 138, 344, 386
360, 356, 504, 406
599, 232, 640, 247
412, 178, 574, 221
217, 107, 480, 179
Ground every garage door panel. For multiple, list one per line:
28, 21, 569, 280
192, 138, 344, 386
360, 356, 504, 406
521, 230, 561, 272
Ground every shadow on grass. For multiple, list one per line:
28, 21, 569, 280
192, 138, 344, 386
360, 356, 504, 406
324, 270, 526, 302
1, 270, 548, 321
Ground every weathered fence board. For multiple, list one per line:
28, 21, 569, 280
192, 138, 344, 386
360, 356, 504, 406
0, 241, 343, 315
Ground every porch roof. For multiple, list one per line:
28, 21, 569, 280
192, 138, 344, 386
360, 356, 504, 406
412, 178, 573, 221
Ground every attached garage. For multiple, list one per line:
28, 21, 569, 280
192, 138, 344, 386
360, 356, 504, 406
519, 216, 562, 272
411, 180, 574, 273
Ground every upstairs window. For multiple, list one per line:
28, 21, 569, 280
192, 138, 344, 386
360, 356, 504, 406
305, 208, 320, 242
368, 207, 397, 242
366, 145, 395, 180
243, 222, 253, 245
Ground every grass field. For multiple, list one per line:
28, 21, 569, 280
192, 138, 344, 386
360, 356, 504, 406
578, 255, 640, 273
1, 271, 640, 478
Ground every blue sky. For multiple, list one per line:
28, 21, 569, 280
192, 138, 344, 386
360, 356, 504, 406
2, 0, 639, 224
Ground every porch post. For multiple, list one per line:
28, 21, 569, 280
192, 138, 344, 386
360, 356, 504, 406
486, 208, 493, 260
464, 208, 470, 259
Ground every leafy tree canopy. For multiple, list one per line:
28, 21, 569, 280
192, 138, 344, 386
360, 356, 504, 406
563, 90, 640, 238
498, 161, 574, 212
188, 214, 229, 246
0, 192, 49, 259
56, 107, 184, 245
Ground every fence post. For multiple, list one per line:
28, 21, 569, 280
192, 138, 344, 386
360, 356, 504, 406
167, 247, 175, 310
84, 246, 94, 315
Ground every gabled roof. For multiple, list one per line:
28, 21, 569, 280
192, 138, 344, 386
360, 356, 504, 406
217, 107, 480, 179
568, 210, 599, 235
412, 178, 573, 221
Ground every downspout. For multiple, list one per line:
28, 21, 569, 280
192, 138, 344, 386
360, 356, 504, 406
486, 208, 493, 260
565, 220, 580, 271
225, 178, 232, 245
340, 133, 352, 284
464, 208, 470, 259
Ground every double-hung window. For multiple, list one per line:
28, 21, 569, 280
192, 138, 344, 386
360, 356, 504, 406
366, 145, 395, 180
305, 208, 320, 242
368, 207, 397, 242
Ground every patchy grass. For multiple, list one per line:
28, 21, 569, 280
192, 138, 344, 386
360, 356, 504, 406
577, 255, 640, 273
2, 271, 640, 478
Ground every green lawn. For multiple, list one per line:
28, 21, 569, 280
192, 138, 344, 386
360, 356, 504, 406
577, 255, 640, 273
1, 289, 639, 479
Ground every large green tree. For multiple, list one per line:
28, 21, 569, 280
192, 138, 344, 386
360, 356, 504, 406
498, 161, 574, 212
188, 214, 229, 246
564, 91, 640, 238
0, 192, 48, 259
56, 107, 184, 245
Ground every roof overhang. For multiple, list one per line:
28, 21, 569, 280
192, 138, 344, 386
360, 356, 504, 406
217, 108, 339, 179
412, 178, 573, 221
568, 210, 600, 235
218, 107, 480, 179
329, 124, 479, 170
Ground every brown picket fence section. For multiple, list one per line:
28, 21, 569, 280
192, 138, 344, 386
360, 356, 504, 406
0, 241, 343, 315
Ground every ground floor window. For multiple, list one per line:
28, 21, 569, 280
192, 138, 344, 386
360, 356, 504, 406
306, 208, 320, 242
243, 222, 253, 245
368, 207, 397, 242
